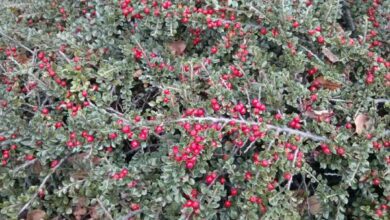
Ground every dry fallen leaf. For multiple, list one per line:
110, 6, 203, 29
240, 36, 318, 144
67, 153, 100, 165
354, 114, 372, 135
296, 192, 322, 216
27, 209, 46, 220
335, 24, 345, 35
73, 207, 87, 220
315, 76, 342, 91
306, 196, 322, 215
88, 205, 100, 220
301, 99, 333, 120
73, 197, 87, 220
32, 160, 43, 175
322, 47, 339, 63
306, 109, 334, 121
70, 170, 89, 180
167, 40, 186, 56
14, 53, 32, 64
343, 64, 352, 80
133, 69, 142, 78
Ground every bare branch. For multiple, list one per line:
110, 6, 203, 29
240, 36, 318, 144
58, 51, 72, 64
12, 159, 37, 174
0, 30, 34, 53
19, 157, 67, 215
174, 117, 329, 142
120, 210, 143, 220
89, 102, 329, 143
96, 198, 114, 220
287, 146, 300, 190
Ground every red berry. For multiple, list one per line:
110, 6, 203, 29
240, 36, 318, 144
292, 21, 300, 28
376, 209, 383, 217
2, 152, 9, 159
144, 7, 150, 14
108, 132, 118, 140
230, 187, 238, 196
317, 36, 325, 44
365, 74, 374, 84
50, 160, 59, 168
163, 89, 170, 95
191, 201, 200, 209
336, 147, 345, 156
130, 203, 140, 211
134, 115, 141, 122
122, 125, 131, 133
274, 113, 282, 120
310, 94, 318, 102
38, 51, 45, 60
205, 175, 214, 185
154, 125, 164, 134
210, 47, 218, 54
38, 189, 45, 199
224, 200, 232, 208
267, 183, 275, 191
25, 154, 34, 161
54, 122, 63, 129
186, 161, 195, 169
308, 29, 316, 36
41, 108, 50, 115
131, 140, 140, 149
322, 147, 331, 155
260, 159, 269, 167
86, 135, 94, 143
260, 27, 267, 35
249, 196, 257, 203
245, 171, 252, 181
372, 178, 380, 186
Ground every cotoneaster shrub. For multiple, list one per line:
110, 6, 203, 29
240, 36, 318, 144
0, 0, 389, 219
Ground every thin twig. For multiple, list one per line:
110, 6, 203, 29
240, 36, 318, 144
248, 4, 271, 22
243, 140, 257, 154
372, 98, 389, 103
120, 210, 143, 220
330, 98, 389, 103
300, 45, 324, 65
12, 159, 37, 174
19, 157, 67, 215
174, 117, 328, 142
91, 102, 329, 143
347, 161, 360, 186
96, 198, 114, 220
302, 167, 321, 184
363, 17, 368, 43
9, 56, 51, 91
323, 173, 341, 176
266, 139, 275, 151
0, 29, 34, 53
58, 51, 72, 64
287, 146, 300, 189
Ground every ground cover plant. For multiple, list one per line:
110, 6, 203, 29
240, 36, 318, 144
0, 0, 389, 219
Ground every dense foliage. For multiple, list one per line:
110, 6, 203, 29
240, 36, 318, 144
0, 0, 389, 219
